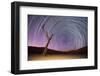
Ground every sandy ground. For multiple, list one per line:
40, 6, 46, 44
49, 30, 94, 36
28, 54, 86, 61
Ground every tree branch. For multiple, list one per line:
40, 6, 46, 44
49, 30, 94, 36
42, 24, 49, 39
42, 24, 54, 56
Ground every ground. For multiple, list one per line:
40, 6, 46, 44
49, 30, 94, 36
28, 54, 86, 61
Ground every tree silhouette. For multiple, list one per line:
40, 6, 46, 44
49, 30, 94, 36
42, 24, 54, 56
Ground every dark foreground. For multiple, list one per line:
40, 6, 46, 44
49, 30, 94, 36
28, 46, 88, 61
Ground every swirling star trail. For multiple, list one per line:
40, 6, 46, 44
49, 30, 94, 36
28, 15, 88, 52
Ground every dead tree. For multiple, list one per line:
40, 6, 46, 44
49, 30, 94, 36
42, 24, 54, 56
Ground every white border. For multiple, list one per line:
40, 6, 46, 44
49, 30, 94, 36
20, 6, 95, 70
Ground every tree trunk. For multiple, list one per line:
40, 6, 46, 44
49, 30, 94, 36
43, 35, 53, 56
42, 24, 54, 56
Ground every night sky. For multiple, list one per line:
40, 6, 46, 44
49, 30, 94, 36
28, 15, 88, 52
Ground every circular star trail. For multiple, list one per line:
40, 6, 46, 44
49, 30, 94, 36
28, 15, 88, 52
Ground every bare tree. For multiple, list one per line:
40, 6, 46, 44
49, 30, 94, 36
42, 24, 54, 56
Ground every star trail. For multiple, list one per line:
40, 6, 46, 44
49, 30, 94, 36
28, 15, 88, 52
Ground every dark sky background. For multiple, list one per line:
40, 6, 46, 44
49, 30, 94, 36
28, 15, 88, 52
